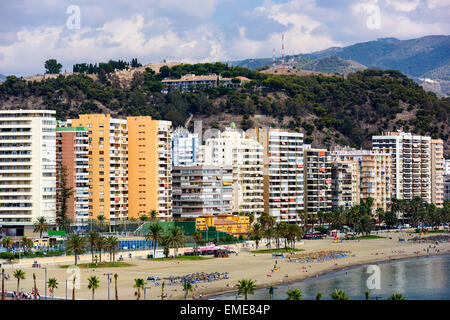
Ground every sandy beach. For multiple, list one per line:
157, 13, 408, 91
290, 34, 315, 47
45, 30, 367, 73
1, 231, 449, 300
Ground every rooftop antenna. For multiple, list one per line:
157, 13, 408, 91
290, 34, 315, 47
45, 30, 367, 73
272, 48, 276, 68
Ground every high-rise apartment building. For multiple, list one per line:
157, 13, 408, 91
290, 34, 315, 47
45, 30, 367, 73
199, 129, 264, 216
372, 132, 431, 203
172, 165, 233, 218
331, 149, 392, 212
56, 125, 89, 227
68, 114, 128, 224
331, 160, 360, 211
127, 116, 172, 220
247, 128, 304, 223
430, 139, 444, 207
303, 149, 332, 215
0, 110, 57, 235
172, 127, 199, 167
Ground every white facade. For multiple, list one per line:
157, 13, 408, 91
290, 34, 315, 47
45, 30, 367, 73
199, 129, 264, 215
247, 129, 304, 223
171, 127, 199, 167
0, 110, 56, 228
372, 132, 431, 203
444, 159, 450, 202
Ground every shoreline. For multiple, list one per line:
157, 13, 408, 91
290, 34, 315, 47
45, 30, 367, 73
204, 249, 450, 300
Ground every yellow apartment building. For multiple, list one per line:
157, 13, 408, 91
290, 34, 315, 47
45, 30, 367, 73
127, 116, 172, 220
69, 114, 128, 223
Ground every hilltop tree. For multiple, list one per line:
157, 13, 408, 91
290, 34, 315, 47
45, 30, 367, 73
45, 59, 63, 74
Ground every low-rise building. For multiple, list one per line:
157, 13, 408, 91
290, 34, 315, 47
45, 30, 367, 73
196, 214, 250, 236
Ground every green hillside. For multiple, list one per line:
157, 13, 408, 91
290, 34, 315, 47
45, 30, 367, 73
0, 63, 448, 156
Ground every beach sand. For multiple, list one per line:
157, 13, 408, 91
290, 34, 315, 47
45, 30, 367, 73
1, 231, 449, 300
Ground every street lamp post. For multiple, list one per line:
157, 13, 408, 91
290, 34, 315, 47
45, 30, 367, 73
40, 266, 47, 300
143, 286, 151, 300
104, 273, 112, 300
65, 279, 68, 300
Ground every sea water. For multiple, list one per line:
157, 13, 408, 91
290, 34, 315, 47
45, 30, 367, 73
212, 254, 450, 300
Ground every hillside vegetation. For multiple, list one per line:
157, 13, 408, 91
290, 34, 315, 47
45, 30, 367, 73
0, 63, 448, 155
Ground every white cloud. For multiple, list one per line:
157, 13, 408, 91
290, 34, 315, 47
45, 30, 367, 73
385, 0, 420, 12
426, 0, 450, 10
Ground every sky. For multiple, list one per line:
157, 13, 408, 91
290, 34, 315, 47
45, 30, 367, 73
0, 0, 449, 76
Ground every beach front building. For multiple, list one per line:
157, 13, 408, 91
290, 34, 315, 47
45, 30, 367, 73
127, 117, 172, 220
172, 127, 199, 167
199, 129, 264, 217
331, 160, 360, 211
372, 132, 431, 203
0, 110, 57, 236
68, 114, 128, 225
247, 128, 304, 223
445, 160, 450, 201
303, 149, 332, 215
430, 139, 444, 207
331, 148, 392, 212
56, 125, 89, 228
196, 214, 250, 236
172, 165, 233, 218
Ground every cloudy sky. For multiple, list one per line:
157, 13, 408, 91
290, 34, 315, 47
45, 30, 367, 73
0, 0, 449, 76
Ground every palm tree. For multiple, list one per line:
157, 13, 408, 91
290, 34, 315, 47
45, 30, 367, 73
20, 237, 33, 253
355, 215, 376, 235
297, 210, 309, 233
86, 232, 99, 264
183, 281, 194, 300
34, 216, 49, 238
13, 269, 25, 297
1, 237, 11, 252
87, 276, 100, 300
316, 292, 322, 300
161, 281, 165, 301
330, 289, 349, 300
139, 214, 149, 222
48, 277, 58, 300
168, 226, 186, 258
382, 211, 398, 229
114, 274, 118, 300
236, 279, 256, 300
286, 288, 303, 300
106, 236, 119, 263
96, 235, 106, 263
96, 215, 107, 232
133, 278, 146, 300
387, 293, 406, 300
148, 209, 159, 222
33, 273, 37, 300
258, 212, 275, 231
145, 223, 163, 258
192, 231, 202, 256
66, 234, 85, 265
249, 223, 263, 249
159, 234, 171, 258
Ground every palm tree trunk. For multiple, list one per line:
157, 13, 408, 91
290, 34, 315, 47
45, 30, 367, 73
72, 278, 76, 300
17, 279, 20, 297
1, 269, 4, 300
92, 289, 95, 300
115, 277, 118, 300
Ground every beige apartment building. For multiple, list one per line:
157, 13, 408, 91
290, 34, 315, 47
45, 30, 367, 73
247, 128, 304, 223
199, 129, 264, 217
303, 149, 332, 215
331, 149, 392, 212
372, 132, 431, 203
331, 160, 360, 211
430, 139, 444, 207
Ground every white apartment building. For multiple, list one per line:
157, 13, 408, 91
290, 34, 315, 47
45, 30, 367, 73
247, 128, 304, 223
199, 129, 264, 216
172, 127, 199, 167
0, 110, 57, 235
444, 159, 450, 202
372, 132, 431, 203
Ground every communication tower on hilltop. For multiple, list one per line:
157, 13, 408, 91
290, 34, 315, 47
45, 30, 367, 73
272, 48, 276, 69
281, 34, 285, 67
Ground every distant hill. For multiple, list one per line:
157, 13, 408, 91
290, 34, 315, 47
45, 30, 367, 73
231, 35, 450, 95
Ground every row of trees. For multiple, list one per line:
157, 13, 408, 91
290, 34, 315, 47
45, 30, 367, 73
236, 278, 406, 300
143, 224, 187, 259
65, 233, 119, 265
